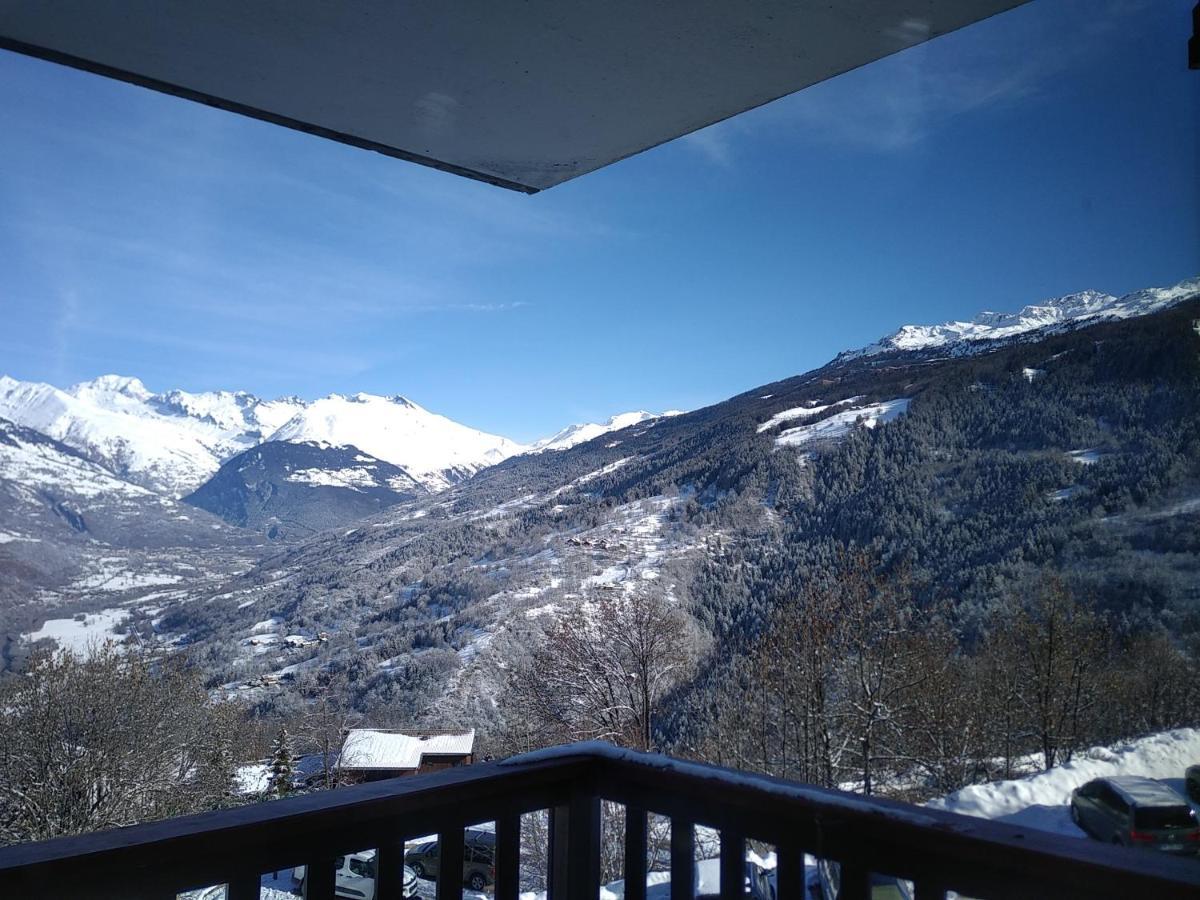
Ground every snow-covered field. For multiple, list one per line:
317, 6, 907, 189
928, 728, 1200, 838
23, 607, 130, 653
771, 399, 910, 449
756, 397, 860, 433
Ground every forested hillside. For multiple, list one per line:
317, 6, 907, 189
69, 291, 1195, 778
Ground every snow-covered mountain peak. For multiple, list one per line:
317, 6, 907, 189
530, 410, 679, 453
266, 392, 526, 491
70, 374, 153, 402
839, 276, 1199, 362
0, 376, 307, 496
0, 373, 531, 496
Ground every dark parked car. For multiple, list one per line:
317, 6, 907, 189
1070, 776, 1200, 856
1186, 765, 1200, 804
404, 829, 496, 891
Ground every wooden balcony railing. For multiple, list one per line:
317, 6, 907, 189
0, 742, 1196, 900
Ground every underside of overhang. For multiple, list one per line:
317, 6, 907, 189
0, 1, 1032, 193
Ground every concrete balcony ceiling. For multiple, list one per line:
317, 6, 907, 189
0, 1, 1030, 192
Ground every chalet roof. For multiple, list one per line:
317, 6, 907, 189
0, 2, 1030, 193
338, 729, 476, 771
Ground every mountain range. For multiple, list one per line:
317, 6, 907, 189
0, 375, 681, 502
837, 278, 1200, 362
2, 274, 1198, 723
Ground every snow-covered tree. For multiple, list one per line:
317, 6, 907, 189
267, 726, 296, 799
0, 644, 240, 846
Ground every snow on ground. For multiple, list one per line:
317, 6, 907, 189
235, 763, 271, 796
928, 728, 1200, 838
0, 420, 156, 501
0, 530, 38, 543
1048, 486, 1084, 502
553, 457, 634, 496
775, 399, 910, 449
1067, 449, 1103, 465
1142, 495, 1200, 519
756, 397, 860, 433
586, 565, 627, 587
23, 608, 130, 653
1022, 367, 1046, 383
286, 467, 381, 490
73, 567, 182, 591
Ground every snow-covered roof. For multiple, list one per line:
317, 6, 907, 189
338, 729, 475, 771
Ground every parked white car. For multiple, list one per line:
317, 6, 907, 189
294, 851, 420, 900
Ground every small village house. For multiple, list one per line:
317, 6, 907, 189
336, 728, 475, 783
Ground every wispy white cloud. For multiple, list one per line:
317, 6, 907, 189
682, 125, 735, 167
50, 289, 81, 384
412, 301, 530, 313
680, 0, 1148, 160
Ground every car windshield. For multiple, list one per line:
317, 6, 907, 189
1134, 806, 1197, 830
348, 856, 376, 877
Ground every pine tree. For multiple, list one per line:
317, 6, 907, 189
267, 726, 295, 799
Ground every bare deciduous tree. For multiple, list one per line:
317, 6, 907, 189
985, 580, 1108, 771
503, 589, 701, 752
0, 644, 240, 846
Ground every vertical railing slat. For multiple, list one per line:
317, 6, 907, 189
774, 847, 805, 900
549, 804, 568, 900
670, 819, 693, 900
719, 831, 744, 900
913, 879, 946, 900
495, 813, 521, 900
838, 861, 869, 900
376, 836, 407, 900
566, 788, 601, 900
624, 804, 648, 900
438, 827, 465, 900
226, 873, 260, 900
304, 856, 337, 900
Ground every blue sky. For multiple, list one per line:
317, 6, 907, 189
0, 0, 1196, 443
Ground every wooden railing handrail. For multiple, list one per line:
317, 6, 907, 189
0, 741, 1196, 900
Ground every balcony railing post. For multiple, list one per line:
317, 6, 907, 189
838, 860, 869, 900
375, 836, 407, 900
913, 880, 946, 900
670, 819, 693, 900
550, 785, 601, 900
774, 848, 805, 900
226, 871, 261, 900
718, 831, 744, 900
437, 827, 465, 900
495, 813, 521, 900
623, 804, 648, 900
549, 803, 566, 900
304, 855, 337, 900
